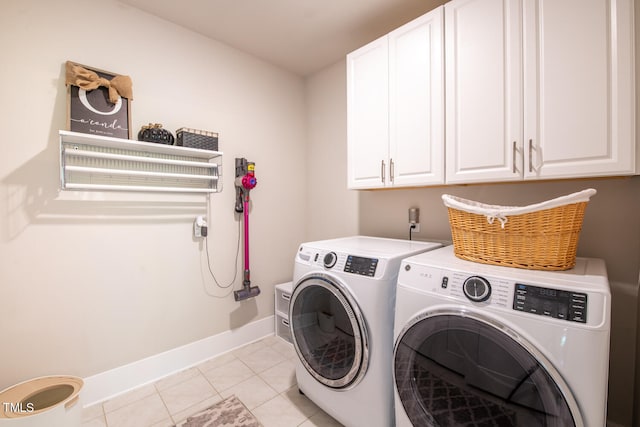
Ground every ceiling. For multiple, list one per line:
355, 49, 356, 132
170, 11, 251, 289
119, 0, 445, 76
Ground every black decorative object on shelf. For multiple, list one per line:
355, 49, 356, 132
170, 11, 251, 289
137, 123, 175, 145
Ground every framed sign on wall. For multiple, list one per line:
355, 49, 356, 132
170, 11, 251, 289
65, 61, 133, 139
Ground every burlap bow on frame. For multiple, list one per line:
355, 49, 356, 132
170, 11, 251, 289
65, 61, 133, 104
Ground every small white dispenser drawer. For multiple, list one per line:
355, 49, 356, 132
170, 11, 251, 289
276, 313, 292, 344
275, 282, 293, 315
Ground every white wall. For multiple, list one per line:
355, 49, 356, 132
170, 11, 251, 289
0, 0, 306, 388
304, 60, 359, 241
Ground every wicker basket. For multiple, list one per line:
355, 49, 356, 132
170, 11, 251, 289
442, 189, 596, 271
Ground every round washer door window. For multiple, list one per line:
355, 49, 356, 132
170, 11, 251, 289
289, 274, 368, 389
394, 312, 580, 427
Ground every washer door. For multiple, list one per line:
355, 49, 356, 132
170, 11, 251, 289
394, 310, 582, 427
289, 273, 369, 389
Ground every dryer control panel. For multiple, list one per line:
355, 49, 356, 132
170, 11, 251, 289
344, 255, 378, 277
513, 284, 587, 323
297, 246, 382, 278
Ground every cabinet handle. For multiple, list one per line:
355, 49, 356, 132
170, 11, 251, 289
390, 159, 395, 183
512, 141, 517, 173
528, 139, 533, 173
381, 160, 386, 183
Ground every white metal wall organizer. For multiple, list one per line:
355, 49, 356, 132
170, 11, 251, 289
59, 130, 223, 193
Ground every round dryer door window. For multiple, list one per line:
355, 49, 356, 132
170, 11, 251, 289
289, 274, 369, 389
394, 311, 580, 427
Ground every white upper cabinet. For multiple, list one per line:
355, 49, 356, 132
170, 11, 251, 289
388, 9, 445, 187
347, 7, 444, 189
523, 0, 635, 179
445, 0, 635, 184
347, 36, 390, 189
445, 0, 523, 184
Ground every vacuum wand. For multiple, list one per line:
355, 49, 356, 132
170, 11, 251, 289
234, 158, 260, 301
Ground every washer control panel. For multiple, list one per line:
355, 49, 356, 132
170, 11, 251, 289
344, 255, 378, 277
513, 284, 587, 323
399, 257, 606, 326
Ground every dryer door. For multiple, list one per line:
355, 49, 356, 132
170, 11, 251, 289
394, 311, 581, 427
289, 273, 369, 389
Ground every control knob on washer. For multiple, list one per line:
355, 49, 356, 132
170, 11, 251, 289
462, 276, 491, 302
323, 252, 337, 268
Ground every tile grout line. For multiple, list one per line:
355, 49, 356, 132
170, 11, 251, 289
153, 381, 176, 426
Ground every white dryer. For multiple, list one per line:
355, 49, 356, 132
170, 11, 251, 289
393, 246, 610, 427
289, 236, 442, 427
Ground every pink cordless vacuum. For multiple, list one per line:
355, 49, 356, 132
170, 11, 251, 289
234, 158, 260, 301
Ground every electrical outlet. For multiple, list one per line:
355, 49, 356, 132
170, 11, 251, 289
408, 207, 420, 234
194, 216, 207, 238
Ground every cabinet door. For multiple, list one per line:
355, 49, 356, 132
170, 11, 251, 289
389, 7, 445, 186
445, 0, 523, 184
347, 36, 390, 189
523, 0, 635, 179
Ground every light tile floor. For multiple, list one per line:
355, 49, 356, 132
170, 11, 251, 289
81, 335, 344, 427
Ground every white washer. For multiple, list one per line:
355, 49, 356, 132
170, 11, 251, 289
393, 246, 610, 427
289, 236, 442, 427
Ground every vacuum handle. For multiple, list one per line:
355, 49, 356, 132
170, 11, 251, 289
243, 199, 250, 273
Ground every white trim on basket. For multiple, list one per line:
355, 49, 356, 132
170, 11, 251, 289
441, 189, 597, 229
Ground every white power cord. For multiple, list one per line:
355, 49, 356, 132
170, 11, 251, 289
201, 217, 242, 298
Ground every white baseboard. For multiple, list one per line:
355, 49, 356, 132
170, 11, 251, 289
82, 315, 275, 407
